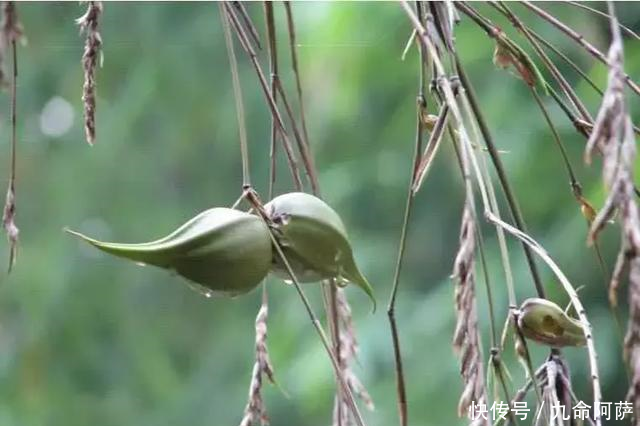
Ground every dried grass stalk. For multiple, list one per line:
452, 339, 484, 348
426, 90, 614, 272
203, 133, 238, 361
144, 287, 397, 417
333, 288, 374, 426
452, 202, 489, 426
76, 1, 103, 146
539, 355, 574, 426
2, 1, 22, 273
239, 302, 275, 426
582, 3, 640, 418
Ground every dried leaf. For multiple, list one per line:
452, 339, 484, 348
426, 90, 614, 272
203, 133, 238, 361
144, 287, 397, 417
578, 196, 597, 224
492, 31, 548, 94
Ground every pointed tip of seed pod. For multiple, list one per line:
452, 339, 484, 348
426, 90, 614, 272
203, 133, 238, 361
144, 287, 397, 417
65, 227, 109, 250
344, 268, 376, 313
64, 227, 88, 240
65, 227, 103, 247
65, 227, 161, 265
361, 279, 376, 314
368, 288, 377, 314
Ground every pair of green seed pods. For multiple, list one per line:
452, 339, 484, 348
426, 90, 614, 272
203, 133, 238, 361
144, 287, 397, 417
68, 192, 375, 309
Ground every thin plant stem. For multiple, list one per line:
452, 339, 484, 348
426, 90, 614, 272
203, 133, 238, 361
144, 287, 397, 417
566, 1, 640, 41
264, 1, 278, 200
386, 5, 426, 426
477, 226, 497, 347
9, 40, 16, 212
221, 4, 250, 186
283, 2, 318, 194
274, 79, 320, 195
528, 30, 603, 96
231, 1, 262, 50
223, 1, 303, 190
546, 84, 593, 138
387, 197, 411, 426
493, 355, 519, 426
521, 0, 640, 97
529, 86, 579, 190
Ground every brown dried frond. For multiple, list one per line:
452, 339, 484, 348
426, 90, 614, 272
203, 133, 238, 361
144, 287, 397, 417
583, 6, 640, 419
239, 303, 275, 426
1, 2, 22, 43
452, 203, 489, 426
0, 2, 23, 87
332, 288, 374, 426
2, 184, 17, 272
77, 1, 103, 145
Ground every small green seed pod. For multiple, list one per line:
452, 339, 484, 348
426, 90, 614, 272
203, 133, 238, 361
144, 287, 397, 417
265, 192, 376, 310
67, 208, 272, 297
518, 298, 586, 348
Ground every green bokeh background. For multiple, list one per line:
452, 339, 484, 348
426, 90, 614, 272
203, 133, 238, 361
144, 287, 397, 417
0, 2, 639, 425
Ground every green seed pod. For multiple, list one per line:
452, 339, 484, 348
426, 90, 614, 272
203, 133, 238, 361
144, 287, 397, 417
265, 192, 376, 310
518, 298, 586, 348
66, 208, 272, 297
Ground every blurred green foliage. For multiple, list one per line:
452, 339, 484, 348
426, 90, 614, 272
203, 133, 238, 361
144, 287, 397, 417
0, 2, 639, 425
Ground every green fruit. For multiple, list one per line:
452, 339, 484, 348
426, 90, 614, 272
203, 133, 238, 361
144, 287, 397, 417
518, 298, 586, 348
67, 208, 272, 297
265, 192, 376, 310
